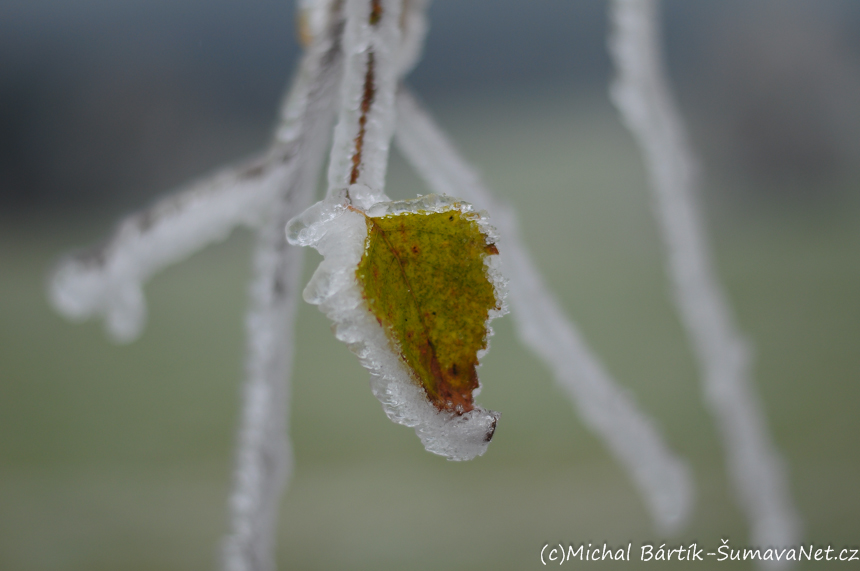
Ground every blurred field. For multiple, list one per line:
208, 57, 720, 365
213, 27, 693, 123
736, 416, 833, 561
1, 90, 859, 570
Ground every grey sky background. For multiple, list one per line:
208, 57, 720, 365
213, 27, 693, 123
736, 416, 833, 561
2, 0, 859, 210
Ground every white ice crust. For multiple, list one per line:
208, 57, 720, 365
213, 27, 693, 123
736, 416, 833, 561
288, 191, 506, 461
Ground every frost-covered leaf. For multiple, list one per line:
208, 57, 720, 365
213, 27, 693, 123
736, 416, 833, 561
357, 200, 500, 414
288, 191, 505, 460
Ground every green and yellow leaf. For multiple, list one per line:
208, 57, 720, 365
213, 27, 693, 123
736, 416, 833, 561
356, 201, 501, 414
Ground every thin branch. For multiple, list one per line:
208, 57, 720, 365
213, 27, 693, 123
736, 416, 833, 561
46, 1, 348, 345
48, 147, 297, 342
221, 4, 345, 571
394, 88, 694, 532
222, 215, 304, 571
608, 0, 800, 555
326, 0, 404, 206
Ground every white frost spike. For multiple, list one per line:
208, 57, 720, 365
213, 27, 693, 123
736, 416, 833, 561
608, 0, 801, 559
288, 194, 505, 461
394, 88, 693, 531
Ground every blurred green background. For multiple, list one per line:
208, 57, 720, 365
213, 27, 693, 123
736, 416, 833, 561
2, 1, 860, 569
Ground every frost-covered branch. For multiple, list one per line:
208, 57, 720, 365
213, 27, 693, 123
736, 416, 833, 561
221, 4, 345, 571
46, 0, 348, 345
48, 147, 299, 342
223, 216, 304, 571
50, 6, 346, 565
608, 0, 800, 555
326, 0, 404, 206
394, 88, 693, 532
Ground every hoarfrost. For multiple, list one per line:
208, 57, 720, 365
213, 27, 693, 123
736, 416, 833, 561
326, 0, 403, 198
608, 0, 801, 559
46, 0, 804, 565
48, 148, 296, 343
223, 2, 344, 569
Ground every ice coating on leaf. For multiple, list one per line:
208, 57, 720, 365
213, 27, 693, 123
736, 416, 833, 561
287, 193, 506, 461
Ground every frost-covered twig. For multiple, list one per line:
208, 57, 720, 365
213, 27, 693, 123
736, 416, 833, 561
48, 147, 300, 343
326, 0, 404, 205
52, 1, 345, 569
46, 0, 350, 346
222, 4, 345, 570
223, 217, 304, 571
394, 88, 693, 532
47, 19, 349, 344
608, 0, 800, 555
